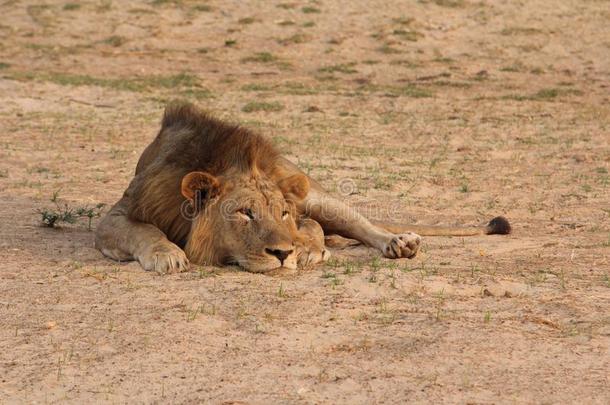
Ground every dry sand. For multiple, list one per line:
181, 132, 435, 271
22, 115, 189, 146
0, 0, 609, 403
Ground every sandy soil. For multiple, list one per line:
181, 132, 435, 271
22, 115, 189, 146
1, 0, 609, 403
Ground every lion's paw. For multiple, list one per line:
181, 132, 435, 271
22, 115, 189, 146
382, 233, 421, 259
296, 245, 330, 268
138, 242, 189, 274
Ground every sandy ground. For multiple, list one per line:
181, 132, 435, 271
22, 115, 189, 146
0, 0, 609, 403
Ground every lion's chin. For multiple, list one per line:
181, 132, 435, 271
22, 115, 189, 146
240, 256, 298, 273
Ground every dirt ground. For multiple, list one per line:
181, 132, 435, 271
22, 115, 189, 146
0, 0, 609, 403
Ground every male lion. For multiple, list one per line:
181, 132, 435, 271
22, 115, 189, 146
95, 102, 510, 273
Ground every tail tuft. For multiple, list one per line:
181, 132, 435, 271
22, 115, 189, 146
486, 216, 511, 235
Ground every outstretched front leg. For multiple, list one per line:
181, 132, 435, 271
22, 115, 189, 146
95, 197, 189, 273
299, 189, 421, 259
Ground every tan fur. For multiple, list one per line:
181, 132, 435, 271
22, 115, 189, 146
96, 102, 510, 274
96, 102, 327, 273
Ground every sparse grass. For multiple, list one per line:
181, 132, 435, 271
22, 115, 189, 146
360, 83, 432, 98
97, 0, 112, 12
503, 87, 583, 102
238, 17, 256, 24
185, 303, 217, 322
377, 44, 401, 54
103, 35, 127, 47
242, 101, 284, 113
192, 4, 212, 12
181, 87, 214, 100
393, 17, 414, 25
390, 59, 419, 68
433, 56, 454, 63
224, 39, 237, 47
277, 3, 297, 9
278, 33, 310, 45
9, 71, 203, 93
430, 0, 465, 7
318, 63, 358, 74
241, 83, 274, 92
302, 6, 320, 13
500, 63, 525, 72
241, 52, 277, 63
392, 29, 422, 41
0, 62, 10, 70
63, 3, 81, 11
374, 299, 396, 325
435, 289, 445, 321
500, 27, 543, 36
532, 88, 561, 100
281, 81, 319, 95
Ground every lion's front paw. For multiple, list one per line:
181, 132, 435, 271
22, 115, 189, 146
138, 242, 189, 274
382, 233, 421, 259
296, 244, 330, 268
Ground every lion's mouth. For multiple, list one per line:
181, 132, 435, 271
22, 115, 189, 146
229, 254, 297, 273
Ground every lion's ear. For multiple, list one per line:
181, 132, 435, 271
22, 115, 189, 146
278, 173, 310, 201
181, 172, 221, 208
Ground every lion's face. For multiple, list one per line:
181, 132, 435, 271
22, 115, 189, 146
182, 171, 309, 272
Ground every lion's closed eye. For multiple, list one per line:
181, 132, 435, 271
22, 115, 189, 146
238, 207, 255, 220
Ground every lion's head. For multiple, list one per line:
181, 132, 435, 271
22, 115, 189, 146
181, 169, 310, 272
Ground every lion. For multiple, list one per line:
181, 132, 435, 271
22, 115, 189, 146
95, 102, 511, 273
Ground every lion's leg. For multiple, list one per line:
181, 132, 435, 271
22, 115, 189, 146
95, 197, 189, 273
299, 189, 421, 259
294, 217, 330, 268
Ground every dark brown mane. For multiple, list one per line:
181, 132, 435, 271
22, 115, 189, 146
160, 102, 279, 175
127, 102, 281, 244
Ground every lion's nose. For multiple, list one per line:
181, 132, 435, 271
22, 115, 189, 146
265, 248, 293, 264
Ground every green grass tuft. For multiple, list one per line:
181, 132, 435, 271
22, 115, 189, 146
302, 6, 321, 13
242, 101, 284, 113
63, 3, 81, 11
241, 52, 277, 63
318, 63, 358, 74
103, 35, 127, 47
9, 71, 203, 93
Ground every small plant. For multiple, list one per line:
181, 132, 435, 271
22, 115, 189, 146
277, 283, 286, 298
484, 310, 491, 323
38, 191, 105, 230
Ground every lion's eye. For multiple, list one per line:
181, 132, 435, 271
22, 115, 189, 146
281, 210, 289, 219
238, 208, 255, 220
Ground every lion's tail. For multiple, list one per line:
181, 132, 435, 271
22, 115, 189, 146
371, 216, 511, 237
